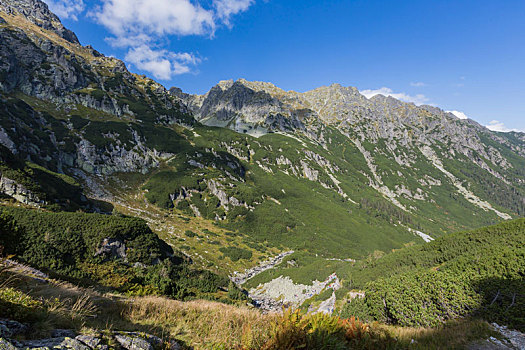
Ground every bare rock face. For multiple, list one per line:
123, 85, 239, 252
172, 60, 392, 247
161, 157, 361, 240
0, 0, 79, 44
172, 79, 308, 134
0, 174, 44, 206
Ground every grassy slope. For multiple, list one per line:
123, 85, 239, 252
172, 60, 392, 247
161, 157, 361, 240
0, 264, 500, 350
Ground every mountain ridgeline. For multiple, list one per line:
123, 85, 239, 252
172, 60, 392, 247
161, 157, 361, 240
0, 0, 524, 304
1, 0, 525, 344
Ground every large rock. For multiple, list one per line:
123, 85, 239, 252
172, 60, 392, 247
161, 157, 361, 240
114, 334, 153, 350
0, 319, 28, 338
95, 238, 126, 261
0, 175, 44, 206
74, 335, 103, 349
20, 337, 90, 350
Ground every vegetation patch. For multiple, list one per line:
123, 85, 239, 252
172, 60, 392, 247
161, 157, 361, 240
339, 219, 525, 330
219, 246, 253, 262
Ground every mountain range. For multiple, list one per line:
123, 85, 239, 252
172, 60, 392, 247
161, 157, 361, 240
0, 0, 524, 348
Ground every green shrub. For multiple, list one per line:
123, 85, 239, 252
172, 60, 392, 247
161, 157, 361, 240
364, 270, 481, 327
185, 230, 196, 238
0, 287, 45, 322
219, 246, 252, 262
342, 219, 525, 329
227, 281, 248, 301
0, 206, 229, 301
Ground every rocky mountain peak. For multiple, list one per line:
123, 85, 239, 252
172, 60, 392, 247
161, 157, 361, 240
0, 0, 79, 44
216, 79, 234, 90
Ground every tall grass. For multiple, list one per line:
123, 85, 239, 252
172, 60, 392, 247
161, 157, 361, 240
126, 296, 274, 349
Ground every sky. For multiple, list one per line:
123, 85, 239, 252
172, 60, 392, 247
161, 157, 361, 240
44, 0, 525, 132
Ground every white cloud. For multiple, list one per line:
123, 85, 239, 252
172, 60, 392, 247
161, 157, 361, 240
43, 0, 85, 20
105, 34, 153, 48
92, 0, 256, 79
410, 81, 426, 87
93, 0, 215, 38
447, 110, 468, 119
125, 45, 201, 80
486, 120, 525, 133
214, 0, 254, 25
360, 87, 429, 105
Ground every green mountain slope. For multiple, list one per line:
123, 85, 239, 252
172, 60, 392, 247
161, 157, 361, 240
0, 0, 524, 286
339, 218, 525, 330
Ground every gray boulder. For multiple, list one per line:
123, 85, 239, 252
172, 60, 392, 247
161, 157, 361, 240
21, 337, 90, 350
95, 238, 126, 260
0, 320, 27, 338
51, 330, 76, 338
114, 334, 153, 350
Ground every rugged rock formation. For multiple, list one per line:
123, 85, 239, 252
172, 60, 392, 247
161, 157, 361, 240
0, 174, 43, 206
0, 0, 79, 43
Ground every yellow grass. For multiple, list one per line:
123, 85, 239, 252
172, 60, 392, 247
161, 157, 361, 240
125, 296, 275, 349
2, 260, 497, 350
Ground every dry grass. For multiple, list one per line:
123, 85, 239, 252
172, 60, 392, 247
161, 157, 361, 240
1, 263, 497, 349
379, 318, 497, 349
125, 296, 276, 349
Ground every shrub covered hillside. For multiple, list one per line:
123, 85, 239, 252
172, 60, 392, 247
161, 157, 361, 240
340, 218, 525, 330
0, 206, 240, 301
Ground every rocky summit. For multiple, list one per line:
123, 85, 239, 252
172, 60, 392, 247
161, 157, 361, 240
0, 1, 524, 349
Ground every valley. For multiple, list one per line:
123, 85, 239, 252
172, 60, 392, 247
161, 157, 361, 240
0, 0, 524, 348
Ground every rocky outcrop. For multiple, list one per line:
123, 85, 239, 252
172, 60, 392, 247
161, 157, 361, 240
0, 325, 181, 350
0, 0, 79, 43
0, 174, 44, 206
95, 238, 126, 261
171, 79, 307, 134
75, 133, 166, 175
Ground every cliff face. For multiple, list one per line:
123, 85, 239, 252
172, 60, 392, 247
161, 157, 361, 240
0, 173, 43, 206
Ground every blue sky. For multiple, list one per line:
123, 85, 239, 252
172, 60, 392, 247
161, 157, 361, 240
45, 0, 525, 132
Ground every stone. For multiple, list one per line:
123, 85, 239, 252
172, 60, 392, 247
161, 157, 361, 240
21, 336, 90, 350
51, 330, 76, 338
75, 335, 102, 349
0, 319, 28, 338
0, 175, 44, 207
94, 238, 126, 260
0, 338, 18, 350
114, 334, 153, 350
491, 323, 525, 350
